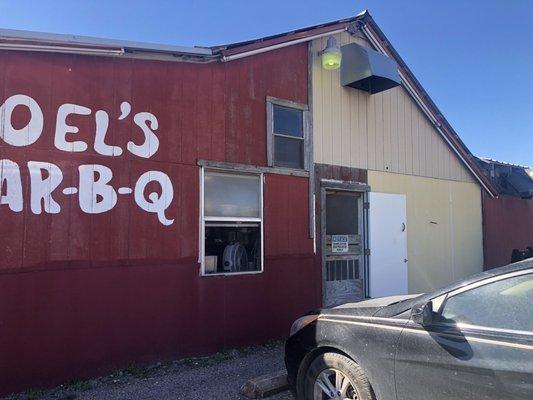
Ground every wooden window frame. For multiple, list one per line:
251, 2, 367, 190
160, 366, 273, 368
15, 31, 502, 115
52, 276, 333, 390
266, 96, 310, 172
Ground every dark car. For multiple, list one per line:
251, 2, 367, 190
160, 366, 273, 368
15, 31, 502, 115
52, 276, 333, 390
285, 259, 533, 400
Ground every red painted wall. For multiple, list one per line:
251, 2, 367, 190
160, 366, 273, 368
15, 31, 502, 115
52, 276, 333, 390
482, 192, 533, 269
0, 44, 319, 395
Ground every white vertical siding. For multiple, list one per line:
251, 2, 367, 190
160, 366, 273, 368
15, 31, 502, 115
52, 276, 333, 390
312, 32, 475, 183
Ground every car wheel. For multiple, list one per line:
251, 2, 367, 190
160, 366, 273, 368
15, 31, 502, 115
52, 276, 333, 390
300, 352, 375, 400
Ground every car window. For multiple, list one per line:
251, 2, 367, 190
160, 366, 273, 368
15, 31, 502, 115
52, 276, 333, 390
440, 273, 533, 332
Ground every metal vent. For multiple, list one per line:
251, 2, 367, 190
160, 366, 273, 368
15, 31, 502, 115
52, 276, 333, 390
340, 43, 400, 94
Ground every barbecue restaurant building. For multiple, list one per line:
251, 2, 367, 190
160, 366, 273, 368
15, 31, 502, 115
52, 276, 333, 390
0, 11, 497, 394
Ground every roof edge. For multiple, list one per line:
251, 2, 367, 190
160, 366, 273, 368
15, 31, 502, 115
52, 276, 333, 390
0, 28, 213, 57
361, 15, 498, 197
212, 12, 368, 57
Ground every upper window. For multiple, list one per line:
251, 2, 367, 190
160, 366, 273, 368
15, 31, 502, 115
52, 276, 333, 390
267, 97, 309, 170
440, 272, 533, 332
201, 169, 263, 276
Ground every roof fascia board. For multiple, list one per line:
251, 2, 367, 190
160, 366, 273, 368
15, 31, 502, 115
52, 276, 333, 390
221, 27, 347, 62
218, 20, 355, 59
361, 18, 497, 197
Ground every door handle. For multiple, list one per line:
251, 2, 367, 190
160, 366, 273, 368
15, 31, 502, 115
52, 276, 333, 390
401, 223, 406, 232
404, 259, 408, 263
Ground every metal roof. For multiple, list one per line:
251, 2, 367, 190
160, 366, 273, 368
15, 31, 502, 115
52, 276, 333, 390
0, 11, 500, 196
476, 157, 533, 198
479, 157, 531, 170
0, 28, 213, 56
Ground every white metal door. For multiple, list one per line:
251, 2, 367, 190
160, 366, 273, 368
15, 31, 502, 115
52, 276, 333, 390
368, 192, 408, 297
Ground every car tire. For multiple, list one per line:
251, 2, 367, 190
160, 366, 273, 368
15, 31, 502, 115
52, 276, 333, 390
299, 352, 375, 400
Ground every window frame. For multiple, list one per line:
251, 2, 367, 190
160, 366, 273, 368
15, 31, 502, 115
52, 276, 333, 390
266, 96, 310, 171
434, 269, 533, 335
199, 167, 264, 277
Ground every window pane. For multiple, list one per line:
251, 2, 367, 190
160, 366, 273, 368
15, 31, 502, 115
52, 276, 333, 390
273, 105, 303, 138
204, 172, 260, 218
204, 223, 261, 274
441, 273, 533, 332
274, 136, 304, 169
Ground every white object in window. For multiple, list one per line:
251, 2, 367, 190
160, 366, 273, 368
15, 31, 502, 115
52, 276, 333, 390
266, 97, 309, 170
200, 169, 263, 276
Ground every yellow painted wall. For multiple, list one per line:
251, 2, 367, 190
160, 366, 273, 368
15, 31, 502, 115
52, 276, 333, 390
368, 171, 484, 293
312, 32, 474, 183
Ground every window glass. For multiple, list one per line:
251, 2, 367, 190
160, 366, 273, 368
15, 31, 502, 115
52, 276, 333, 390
274, 136, 304, 169
441, 273, 533, 332
204, 172, 260, 218
204, 223, 261, 274
273, 105, 303, 138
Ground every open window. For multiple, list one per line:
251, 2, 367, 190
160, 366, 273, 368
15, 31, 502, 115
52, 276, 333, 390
200, 169, 263, 275
267, 97, 309, 170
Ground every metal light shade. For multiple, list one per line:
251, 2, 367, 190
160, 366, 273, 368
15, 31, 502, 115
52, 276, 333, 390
321, 36, 342, 70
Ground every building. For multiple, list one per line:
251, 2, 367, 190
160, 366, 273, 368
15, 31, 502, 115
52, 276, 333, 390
0, 11, 498, 394
476, 158, 533, 269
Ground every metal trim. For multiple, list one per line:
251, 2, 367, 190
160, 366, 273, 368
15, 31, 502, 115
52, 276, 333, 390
307, 41, 316, 241
221, 28, 347, 62
0, 27, 213, 56
361, 24, 497, 198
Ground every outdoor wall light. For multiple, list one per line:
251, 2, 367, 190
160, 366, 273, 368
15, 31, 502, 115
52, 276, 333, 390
321, 36, 342, 70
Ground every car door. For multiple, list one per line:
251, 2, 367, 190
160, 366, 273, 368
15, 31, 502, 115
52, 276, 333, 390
394, 271, 533, 400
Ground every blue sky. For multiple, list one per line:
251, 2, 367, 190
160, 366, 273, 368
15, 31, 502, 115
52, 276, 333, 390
1, 0, 532, 166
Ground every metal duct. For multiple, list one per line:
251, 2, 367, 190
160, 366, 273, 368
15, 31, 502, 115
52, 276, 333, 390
340, 43, 400, 94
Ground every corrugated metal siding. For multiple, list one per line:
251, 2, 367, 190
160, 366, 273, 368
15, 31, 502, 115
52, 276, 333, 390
368, 171, 483, 294
482, 193, 533, 269
312, 32, 474, 183
0, 44, 317, 395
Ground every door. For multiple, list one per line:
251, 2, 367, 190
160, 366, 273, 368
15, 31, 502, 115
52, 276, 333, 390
395, 272, 533, 400
368, 192, 408, 298
323, 191, 364, 307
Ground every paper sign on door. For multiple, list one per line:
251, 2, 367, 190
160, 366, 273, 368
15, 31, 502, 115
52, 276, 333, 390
331, 235, 349, 253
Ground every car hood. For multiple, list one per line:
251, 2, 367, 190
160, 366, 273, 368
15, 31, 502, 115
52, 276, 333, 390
319, 294, 421, 318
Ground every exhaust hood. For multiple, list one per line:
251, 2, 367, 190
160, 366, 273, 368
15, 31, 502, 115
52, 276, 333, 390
340, 43, 400, 94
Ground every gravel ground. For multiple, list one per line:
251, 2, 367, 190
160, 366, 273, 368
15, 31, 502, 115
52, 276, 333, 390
4, 342, 294, 400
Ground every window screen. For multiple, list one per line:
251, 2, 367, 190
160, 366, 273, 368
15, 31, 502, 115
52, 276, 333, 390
326, 193, 359, 235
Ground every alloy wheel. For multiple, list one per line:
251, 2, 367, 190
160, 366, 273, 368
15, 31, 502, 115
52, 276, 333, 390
313, 368, 359, 399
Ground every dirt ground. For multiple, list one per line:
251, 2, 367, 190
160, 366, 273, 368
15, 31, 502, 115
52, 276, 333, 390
4, 342, 294, 400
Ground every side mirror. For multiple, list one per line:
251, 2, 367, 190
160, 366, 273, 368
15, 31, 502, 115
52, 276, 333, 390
411, 301, 433, 326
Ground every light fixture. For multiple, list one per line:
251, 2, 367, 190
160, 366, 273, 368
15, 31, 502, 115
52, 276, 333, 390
321, 36, 342, 70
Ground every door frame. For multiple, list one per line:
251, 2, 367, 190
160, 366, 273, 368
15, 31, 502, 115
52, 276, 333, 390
320, 179, 370, 306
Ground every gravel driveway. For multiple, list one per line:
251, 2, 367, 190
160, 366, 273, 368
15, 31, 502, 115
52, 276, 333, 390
5, 342, 294, 400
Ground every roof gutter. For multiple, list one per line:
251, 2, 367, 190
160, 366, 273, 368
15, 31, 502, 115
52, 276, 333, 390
361, 23, 497, 197
0, 42, 125, 56
221, 28, 346, 62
